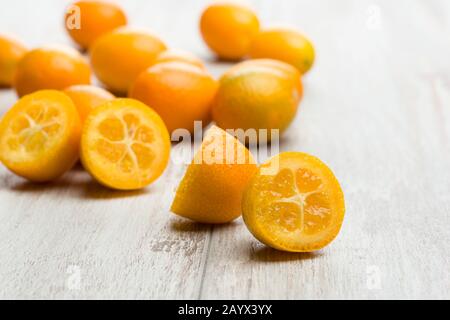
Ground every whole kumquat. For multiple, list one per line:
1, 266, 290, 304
90, 27, 167, 94
152, 49, 206, 70
65, 0, 127, 50
0, 34, 27, 87
200, 2, 260, 60
13, 45, 91, 97
212, 59, 302, 143
249, 28, 316, 74
64, 84, 115, 123
129, 61, 217, 133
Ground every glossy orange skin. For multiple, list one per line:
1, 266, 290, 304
249, 28, 316, 74
129, 61, 218, 133
0, 34, 27, 87
13, 46, 91, 97
153, 49, 206, 69
212, 60, 302, 142
171, 125, 257, 224
239, 59, 303, 100
200, 2, 260, 60
65, 0, 127, 49
90, 28, 167, 94
64, 85, 115, 123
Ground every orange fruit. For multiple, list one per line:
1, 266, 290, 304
13, 45, 91, 97
65, 0, 127, 49
129, 61, 218, 133
0, 90, 81, 182
90, 27, 167, 93
249, 28, 315, 74
81, 98, 170, 190
242, 152, 345, 252
153, 49, 206, 69
0, 34, 27, 87
171, 125, 257, 224
239, 59, 303, 97
200, 2, 260, 60
212, 59, 302, 143
64, 84, 115, 123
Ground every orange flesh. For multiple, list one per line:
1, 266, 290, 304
243, 152, 345, 252
81, 99, 170, 190
94, 113, 156, 172
256, 168, 332, 236
0, 90, 81, 182
6, 104, 63, 155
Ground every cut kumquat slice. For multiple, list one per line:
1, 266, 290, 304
81, 98, 170, 190
0, 90, 81, 182
242, 152, 345, 252
171, 125, 257, 224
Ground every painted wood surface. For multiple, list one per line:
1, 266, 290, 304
0, 0, 449, 299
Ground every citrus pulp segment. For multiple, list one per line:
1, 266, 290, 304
242, 152, 345, 252
81, 98, 170, 190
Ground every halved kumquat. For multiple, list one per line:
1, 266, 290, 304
242, 152, 345, 252
0, 90, 81, 182
171, 125, 257, 224
81, 98, 170, 190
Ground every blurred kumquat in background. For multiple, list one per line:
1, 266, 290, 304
0, 34, 28, 87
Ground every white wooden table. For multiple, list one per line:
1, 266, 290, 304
0, 0, 449, 299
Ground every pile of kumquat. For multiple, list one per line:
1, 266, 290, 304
0, 1, 344, 253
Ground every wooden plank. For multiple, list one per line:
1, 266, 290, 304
0, 0, 214, 299
0, 143, 210, 299
0, 0, 449, 299
199, 0, 450, 299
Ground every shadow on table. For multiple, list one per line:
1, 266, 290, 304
201, 54, 243, 65
81, 180, 151, 200
3, 169, 151, 200
169, 218, 241, 233
168, 219, 324, 263
250, 245, 324, 263
170, 219, 212, 233
71, 161, 85, 171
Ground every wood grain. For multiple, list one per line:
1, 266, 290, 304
0, 0, 449, 299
